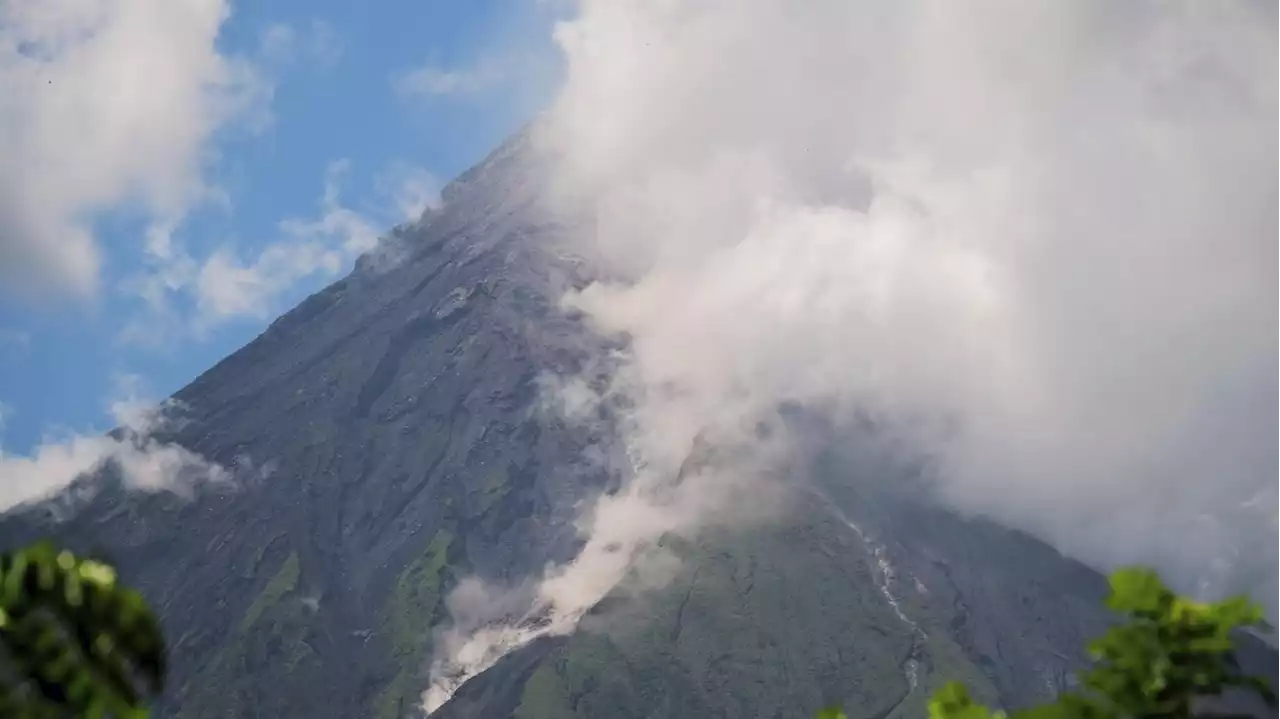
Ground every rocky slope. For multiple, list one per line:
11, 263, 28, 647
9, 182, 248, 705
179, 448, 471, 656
433, 421, 1276, 719
0, 132, 617, 718
430, 434, 1119, 719
0, 133, 1272, 719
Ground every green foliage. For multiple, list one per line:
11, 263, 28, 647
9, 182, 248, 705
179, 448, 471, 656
175, 548, 319, 719
476, 467, 511, 515
515, 519, 922, 719
816, 567, 1275, 719
373, 529, 454, 719
239, 551, 300, 631
0, 540, 166, 717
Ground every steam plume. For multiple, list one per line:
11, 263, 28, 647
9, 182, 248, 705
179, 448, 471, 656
423, 1, 1278, 710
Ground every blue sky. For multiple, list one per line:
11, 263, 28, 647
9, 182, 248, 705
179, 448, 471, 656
0, 0, 563, 456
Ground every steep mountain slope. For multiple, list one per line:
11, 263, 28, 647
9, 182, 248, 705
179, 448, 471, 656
431, 436, 1118, 719
0, 133, 620, 719
0, 134, 1271, 719
433, 426, 1277, 719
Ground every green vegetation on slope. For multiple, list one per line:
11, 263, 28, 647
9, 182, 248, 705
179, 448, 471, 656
176, 548, 323, 719
240, 531, 287, 580
240, 550, 300, 631
475, 466, 511, 516
374, 528, 455, 719
508, 515, 932, 719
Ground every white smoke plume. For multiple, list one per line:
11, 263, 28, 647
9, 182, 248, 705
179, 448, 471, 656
423, 362, 795, 712
422, 0, 1278, 709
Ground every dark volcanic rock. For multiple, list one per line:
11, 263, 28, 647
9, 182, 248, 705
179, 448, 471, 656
0, 131, 1273, 719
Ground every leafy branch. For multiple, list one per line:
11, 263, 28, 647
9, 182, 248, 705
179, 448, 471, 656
0, 541, 165, 718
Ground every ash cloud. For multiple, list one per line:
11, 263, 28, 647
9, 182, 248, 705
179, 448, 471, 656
423, 0, 1277, 708
537, 0, 1277, 604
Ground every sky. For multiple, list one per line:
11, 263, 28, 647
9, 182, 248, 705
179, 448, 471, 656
1, 2, 1275, 709
0, 0, 562, 456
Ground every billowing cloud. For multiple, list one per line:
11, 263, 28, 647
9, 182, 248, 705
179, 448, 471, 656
424, 0, 1278, 707
538, 0, 1278, 604
0, 374, 228, 515
0, 0, 270, 300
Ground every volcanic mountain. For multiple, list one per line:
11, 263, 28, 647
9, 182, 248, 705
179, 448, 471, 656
0, 132, 1271, 719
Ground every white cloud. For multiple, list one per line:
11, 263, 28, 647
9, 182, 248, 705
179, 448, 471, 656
259, 19, 342, 69
187, 160, 376, 328
391, 2, 566, 125
277, 160, 382, 256
0, 374, 228, 515
134, 160, 368, 335
193, 240, 343, 324
121, 158, 439, 342
542, 0, 1277, 601
0, 0, 271, 300
377, 161, 443, 221
424, 0, 1278, 704
392, 57, 506, 98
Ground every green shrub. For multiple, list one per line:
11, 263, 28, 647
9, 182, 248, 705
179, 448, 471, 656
0, 541, 166, 717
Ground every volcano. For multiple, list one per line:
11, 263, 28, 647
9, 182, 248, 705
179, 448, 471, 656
0, 132, 1272, 719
